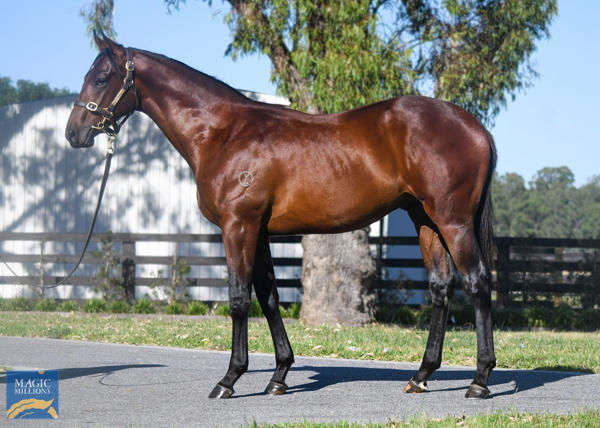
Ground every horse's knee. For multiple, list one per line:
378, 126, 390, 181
229, 295, 250, 317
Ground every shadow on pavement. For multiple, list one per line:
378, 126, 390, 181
245, 364, 590, 399
0, 364, 165, 385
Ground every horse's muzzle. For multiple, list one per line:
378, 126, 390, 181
65, 126, 96, 148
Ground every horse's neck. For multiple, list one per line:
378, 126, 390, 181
133, 50, 248, 168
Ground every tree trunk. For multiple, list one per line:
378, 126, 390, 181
300, 229, 377, 326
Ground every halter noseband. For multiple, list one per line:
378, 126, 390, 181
74, 48, 138, 136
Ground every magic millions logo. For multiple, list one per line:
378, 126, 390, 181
6, 370, 59, 419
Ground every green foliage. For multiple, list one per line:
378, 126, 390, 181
249, 299, 263, 317
58, 300, 79, 312
375, 303, 600, 331
425, 0, 558, 124
213, 303, 230, 317
165, 302, 184, 315
79, 0, 117, 45
3, 297, 34, 311
221, 0, 554, 123
34, 299, 58, 312
493, 168, 600, 238
376, 305, 418, 325
187, 301, 209, 315
0, 76, 71, 106
279, 302, 301, 319
133, 299, 156, 314
82, 298, 108, 313
107, 300, 131, 313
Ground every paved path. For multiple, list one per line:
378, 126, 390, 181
1, 336, 599, 426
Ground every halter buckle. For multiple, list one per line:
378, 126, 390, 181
86, 102, 99, 112
125, 60, 135, 72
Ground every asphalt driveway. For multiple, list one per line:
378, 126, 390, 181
1, 336, 599, 426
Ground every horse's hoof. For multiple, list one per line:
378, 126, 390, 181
265, 380, 288, 396
465, 383, 490, 399
208, 384, 234, 399
403, 379, 428, 393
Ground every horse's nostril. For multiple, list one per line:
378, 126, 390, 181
67, 127, 77, 142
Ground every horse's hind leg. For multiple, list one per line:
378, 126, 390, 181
252, 233, 294, 395
434, 221, 496, 399
404, 207, 457, 394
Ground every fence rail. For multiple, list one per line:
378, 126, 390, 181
495, 237, 600, 306
2, 232, 600, 305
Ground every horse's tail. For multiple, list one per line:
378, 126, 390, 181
476, 131, 497, 270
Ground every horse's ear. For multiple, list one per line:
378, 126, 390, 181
93, 29, 123, 54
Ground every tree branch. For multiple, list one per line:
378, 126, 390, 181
227, 0, 318, 113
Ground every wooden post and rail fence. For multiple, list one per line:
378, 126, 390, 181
1, 231, 599, 306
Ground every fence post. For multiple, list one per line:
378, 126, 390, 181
592, 249, 600, 308
376, 218, 384, 282
495, 241, 511, 306
553, 247, 564, 306
122, 240, 136, 304
39, 240, 45, 299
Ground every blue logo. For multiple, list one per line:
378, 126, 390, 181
6, 370, 59, 419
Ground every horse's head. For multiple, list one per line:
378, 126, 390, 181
65, 31, 138, 148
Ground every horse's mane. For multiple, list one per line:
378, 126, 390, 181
135, 48, 248, 101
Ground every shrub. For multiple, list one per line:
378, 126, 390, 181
213, 303, 230, 317
574, 308, 600, 331
58, 300, 79, 312
83, 298, 108, 313
449, 303, 475, 325
187, 301, 208, 316
6, 297, 34, 311
280, 302, 301, 319
493, 307, 526, 328
165, 302, 184, 315
376, 305, 416, 325
34, 299, 58, 312
134, 299, 156, 314
108, 300, 131, 313
249, 299, 263, 317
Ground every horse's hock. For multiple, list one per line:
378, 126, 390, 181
300, 230, 377, 326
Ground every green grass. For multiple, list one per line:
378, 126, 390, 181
250, 409, 600, 427
0, 311, 598, 373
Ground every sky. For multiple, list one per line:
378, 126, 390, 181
1, 1, 598, 187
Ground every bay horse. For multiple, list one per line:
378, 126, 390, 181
66, 33, 497, 400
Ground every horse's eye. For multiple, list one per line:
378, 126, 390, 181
95, 76, 109, 87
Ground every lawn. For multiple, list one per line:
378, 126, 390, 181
0, 311, 598, 373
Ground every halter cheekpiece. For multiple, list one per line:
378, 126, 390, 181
74, 48, 137, 136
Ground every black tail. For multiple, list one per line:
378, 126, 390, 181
477, 131, 497, 270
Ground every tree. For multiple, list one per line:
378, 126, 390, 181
0, 77, 70, 106
85, 0, 557, 325
529, 166, 577, 237
492, 172, 532, 236
576, 176, 600, 239
492, 168, 600, 239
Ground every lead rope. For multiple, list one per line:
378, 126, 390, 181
0, 136, 116, 289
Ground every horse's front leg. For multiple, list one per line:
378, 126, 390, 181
208, 217, 260, 399
253, 232, 294, 395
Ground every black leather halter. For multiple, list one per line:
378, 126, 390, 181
74, 48, 138, 136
